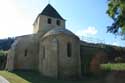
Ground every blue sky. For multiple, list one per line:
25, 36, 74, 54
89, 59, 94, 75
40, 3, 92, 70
0, 0, 125, 47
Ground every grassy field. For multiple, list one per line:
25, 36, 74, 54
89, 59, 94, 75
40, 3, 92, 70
101, 63, 125, 71
0, 70, 107, 83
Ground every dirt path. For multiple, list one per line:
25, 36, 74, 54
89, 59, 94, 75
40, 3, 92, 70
0, 76, 9, 83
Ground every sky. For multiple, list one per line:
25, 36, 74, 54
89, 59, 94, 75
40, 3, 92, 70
0, 0, 125, 47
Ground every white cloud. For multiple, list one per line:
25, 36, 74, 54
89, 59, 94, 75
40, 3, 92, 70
75, 26, 98, 37
112, 41, 119, 46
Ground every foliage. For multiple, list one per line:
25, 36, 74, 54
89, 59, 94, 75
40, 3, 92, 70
0, 50, 7, 70
114, 57, 123, 62
0, 50, 5, 56
101, 63, 125, 71
0, 50, 7, 56
107, 0, 125, 37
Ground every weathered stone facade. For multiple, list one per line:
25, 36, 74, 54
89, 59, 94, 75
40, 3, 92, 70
6, 4, 81, 79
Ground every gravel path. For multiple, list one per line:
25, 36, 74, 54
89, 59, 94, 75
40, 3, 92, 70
0, 76, 9, 83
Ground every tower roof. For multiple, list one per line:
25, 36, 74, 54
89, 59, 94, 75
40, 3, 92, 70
39, 4, 64, 20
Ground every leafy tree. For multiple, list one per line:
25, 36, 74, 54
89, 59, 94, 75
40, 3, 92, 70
107, 0, 125, 37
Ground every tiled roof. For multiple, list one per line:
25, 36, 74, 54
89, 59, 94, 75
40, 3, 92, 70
39, 4, 64, 20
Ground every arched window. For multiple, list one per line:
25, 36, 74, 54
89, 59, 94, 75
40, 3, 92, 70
48, 18, 52, 24
24, 49, 28, 56
56, 20, 61, 26
67, 43, 72, 57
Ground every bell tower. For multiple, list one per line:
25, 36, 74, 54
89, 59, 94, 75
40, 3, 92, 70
33, 4, 65, 35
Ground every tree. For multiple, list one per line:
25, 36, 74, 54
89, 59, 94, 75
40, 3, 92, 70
107, 0, 125, 37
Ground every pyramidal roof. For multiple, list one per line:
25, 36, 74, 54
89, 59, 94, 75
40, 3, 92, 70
39, 4, 64, 20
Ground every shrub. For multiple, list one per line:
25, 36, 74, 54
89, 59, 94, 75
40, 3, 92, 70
0, 50, 7, 56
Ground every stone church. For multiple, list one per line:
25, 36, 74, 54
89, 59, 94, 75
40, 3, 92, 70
5, 3, 125, 80
6, 4, 82, 79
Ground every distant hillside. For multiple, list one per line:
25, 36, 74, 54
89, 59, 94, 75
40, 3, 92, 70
0, 38, 15, 51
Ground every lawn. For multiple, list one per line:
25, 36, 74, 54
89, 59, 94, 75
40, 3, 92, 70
0, 64, 125, 83
0, 71, 29, 83
0, 70, 107, 83
101, 63, 125, 71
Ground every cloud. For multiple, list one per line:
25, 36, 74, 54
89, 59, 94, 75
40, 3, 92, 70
75, 26, 98, 37
112, 42, 119, 46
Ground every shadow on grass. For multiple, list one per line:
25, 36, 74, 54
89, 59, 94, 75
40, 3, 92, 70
12, 70, 57, 83
12, 70, 108, 83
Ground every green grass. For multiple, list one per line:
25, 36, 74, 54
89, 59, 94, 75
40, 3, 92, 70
101, 63, 125, 71
0, 71, 29, 83
0, 70, 107, 83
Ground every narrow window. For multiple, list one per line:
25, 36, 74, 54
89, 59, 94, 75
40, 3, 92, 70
67, 43, 72, 57
56, 20, 61, 26
43, 46, 45, 59
24, 49, 28, 56
48, 18, 51, 24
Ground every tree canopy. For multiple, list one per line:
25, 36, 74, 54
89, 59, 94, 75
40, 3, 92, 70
107, 0, 125, 37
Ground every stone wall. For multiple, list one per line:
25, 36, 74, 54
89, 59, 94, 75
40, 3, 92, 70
33, 15, 65, 35
39, 36, 58, 78
6, 34, 39, 71
80, 41, 108, 75
40, 33, 81, 79
56, 34, 81, 79
89, 51, 108, 74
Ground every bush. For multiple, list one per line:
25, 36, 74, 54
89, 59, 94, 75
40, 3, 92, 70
100, 63, 112, 72
0, 50, 7, 56
114, 57, 123, 63
100, 63, 125, 71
